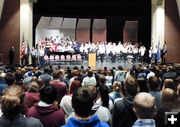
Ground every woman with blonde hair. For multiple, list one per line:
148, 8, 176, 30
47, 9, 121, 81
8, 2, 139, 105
109, 81, 123, 103
0, 85, 43, 127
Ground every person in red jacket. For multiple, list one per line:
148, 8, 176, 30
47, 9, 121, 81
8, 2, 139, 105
27, 85, 65, 127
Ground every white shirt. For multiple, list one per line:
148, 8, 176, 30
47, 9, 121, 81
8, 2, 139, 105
146, 71, 155, 79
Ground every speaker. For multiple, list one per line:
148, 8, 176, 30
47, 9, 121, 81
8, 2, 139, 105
29, 0, 38, 3
157, 0, 163, 6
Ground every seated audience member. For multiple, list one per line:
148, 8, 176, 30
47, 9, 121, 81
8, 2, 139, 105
146, 67, 155, 79
0, 72, 7, 95
67, 85, 112, 125
39, 66, 53, 86
137, 68, 146, 79
23, 71, 34, 85
34, 66, 43, 78
162, 65, 177, 82
109, 81, 122, 103
113, 76, 138, 127
177, 83, 180, 101
15, 70, 27, 90
60, 80, 81, 122
62, 87, 109, 127
0, 85, 43, 127
155, 88, 177, 127
59, 69, 69, 86
114, 65, 125, 84
99, 75, 106, 86
148, 76, 162, 110
5, 72, 15, 86
82, 69, 96, 87
137, 78, 149, 92
27, 85, 65, 127
162, 78, 175, 91
96, 85, 114, 113
37, 78, 45, 90
49, 70, 67, 104
105, 71, 113, 88
25, 81, 40, 108
69, 67, 83, 84
132, 92, 156, 127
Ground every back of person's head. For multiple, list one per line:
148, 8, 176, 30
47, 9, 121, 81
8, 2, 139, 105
99, 85, 109, 109
44, 66, 50, 73
5, 72, 15, 86
87, 69, 93, 77
133, 92, 155, 119
28, 81, 39, 93
72, 69, 79, 77
161, 88, 177, 104
52, 70, 60, 79
125, 76, 138, 96
113, 81, 121, 92
1, 85, 26, 120
137, 78, 149, 92
73, 66, 79, 70
72, 87, 94, 118
37, 78, 45, 90
163, 78, 175, 90
70, 80, 82, 94
40, 85, 57, 104
15, 70, 23, 82
99, 75, 106, 85
118, 65, 123, 70
148, 76, 160, 91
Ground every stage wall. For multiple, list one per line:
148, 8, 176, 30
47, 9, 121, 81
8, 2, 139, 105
92, 29, 106, 43
76, 29, 90, 44
0, 0, 20, 65
165, 0, 180, 63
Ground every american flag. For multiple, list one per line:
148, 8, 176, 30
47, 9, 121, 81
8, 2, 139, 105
21, 34, 25, 59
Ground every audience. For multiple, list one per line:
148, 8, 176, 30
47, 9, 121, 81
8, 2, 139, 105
148, 76, 162, 110
113, 76, 138, 127
132, 92, 156, 127
82, 69, 96, 87
0, 63, 180, 127
25, 81, 40, 108
0, 85, 43, 127
62, 87, 110, 127
96, 85, 114, 113
49, 70, 67, 104
114, 65, 125, 84
60, 80, 81, 122
27, 85, 65, 127
109, 81, 122, 103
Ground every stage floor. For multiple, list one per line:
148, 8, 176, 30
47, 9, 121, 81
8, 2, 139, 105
46, 59, 146, 70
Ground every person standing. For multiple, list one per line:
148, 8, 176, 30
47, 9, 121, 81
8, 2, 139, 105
39, 46, 45, 67
31, 46, 37, 67
8, 46, 14, 65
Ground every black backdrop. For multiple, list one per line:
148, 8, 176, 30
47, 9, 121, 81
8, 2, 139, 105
33, 0, 151, 49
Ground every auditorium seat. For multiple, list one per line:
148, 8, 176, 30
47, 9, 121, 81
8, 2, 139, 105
60, 55, 65, 61
49, 55, 55, 60
77, 54, 82, 61
66, 55, 71, 61
44, 55, 49, 61
55, 55, 60, 60
72, 55, 76, 61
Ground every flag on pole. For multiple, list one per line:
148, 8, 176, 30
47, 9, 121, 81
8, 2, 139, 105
21, 34, 25, 60
157, 40, 161, 62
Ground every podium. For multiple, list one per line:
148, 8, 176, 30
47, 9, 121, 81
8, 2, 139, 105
88, 53, 96, 67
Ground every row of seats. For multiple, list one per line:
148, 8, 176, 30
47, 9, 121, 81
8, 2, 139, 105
44, 54, 82, 62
